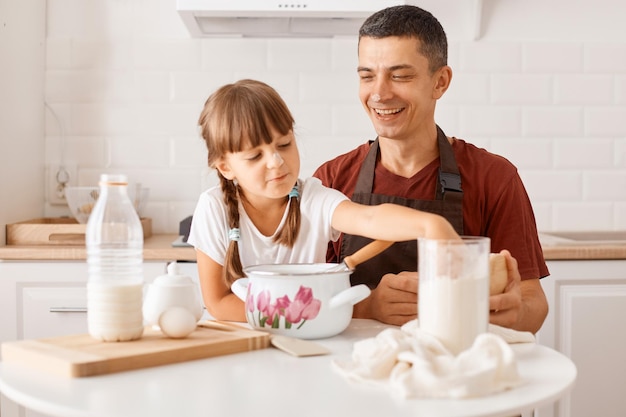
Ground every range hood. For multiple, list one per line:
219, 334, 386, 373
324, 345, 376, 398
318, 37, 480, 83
177, 0, 407, 37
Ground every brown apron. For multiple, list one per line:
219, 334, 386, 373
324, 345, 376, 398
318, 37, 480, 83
340, 125, 464, 288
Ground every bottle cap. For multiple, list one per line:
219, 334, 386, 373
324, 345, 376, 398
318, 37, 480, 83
99, 174, 128, 186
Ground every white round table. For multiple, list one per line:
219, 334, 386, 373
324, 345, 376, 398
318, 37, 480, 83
0, 319, 576, 417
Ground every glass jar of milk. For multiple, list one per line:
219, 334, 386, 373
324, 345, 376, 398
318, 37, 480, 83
418, 236, 490, 355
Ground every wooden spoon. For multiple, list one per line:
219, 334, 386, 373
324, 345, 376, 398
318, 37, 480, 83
325, 240, 394, 272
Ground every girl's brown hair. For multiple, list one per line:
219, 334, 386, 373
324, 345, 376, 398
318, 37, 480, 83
198, 79, 301, 284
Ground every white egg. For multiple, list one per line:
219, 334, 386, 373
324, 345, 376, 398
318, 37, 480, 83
158, 307, 197, 339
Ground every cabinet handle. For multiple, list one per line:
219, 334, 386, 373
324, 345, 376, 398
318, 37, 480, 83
49, 307, 87, 313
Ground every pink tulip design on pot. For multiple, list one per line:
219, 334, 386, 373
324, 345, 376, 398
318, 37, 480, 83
245, 284, 255, 313
284, 286, 322, 328
251, 285, 321, 330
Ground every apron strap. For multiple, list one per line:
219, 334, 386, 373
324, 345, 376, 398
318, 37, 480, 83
353, 140, 379, 197
435, 125, 463, 201
354, 126, 463, 202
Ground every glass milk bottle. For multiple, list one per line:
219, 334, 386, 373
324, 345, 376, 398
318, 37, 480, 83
86, 174, 144, 342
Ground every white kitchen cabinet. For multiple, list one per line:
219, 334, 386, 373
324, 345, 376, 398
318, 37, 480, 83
0, 260, 168, 417
535, 259, 626, 417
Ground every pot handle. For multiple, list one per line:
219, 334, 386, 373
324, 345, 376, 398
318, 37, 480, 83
328, 284, 371, 310
231, 278, 249, 302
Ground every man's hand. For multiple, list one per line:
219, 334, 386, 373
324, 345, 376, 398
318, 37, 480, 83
488, 250, 548, 333
353, 271, 418, 326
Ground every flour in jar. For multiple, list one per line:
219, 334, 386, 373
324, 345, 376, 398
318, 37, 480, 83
418, 275, 489, 355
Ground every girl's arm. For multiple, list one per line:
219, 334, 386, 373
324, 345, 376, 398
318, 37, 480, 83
195, 249, 246, 322
331, 200, 460, 241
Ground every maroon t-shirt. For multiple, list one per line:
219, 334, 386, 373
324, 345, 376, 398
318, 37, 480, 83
313, 138, 549, 281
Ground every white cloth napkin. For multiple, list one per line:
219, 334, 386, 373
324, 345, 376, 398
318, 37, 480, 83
333, 319, 533, 399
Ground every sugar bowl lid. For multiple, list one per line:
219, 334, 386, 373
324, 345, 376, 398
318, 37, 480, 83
153, 262, 194, 287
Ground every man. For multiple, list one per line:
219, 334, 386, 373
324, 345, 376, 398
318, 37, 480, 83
313, 5, 548, 333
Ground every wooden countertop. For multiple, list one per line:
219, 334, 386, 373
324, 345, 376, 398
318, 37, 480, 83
1, 234, 625, 261
0, 234, 195, 261
539, 232, 626, 260
541, 245, 626, 260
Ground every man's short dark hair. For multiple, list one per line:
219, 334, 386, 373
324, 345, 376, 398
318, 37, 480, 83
359, 5, 448, 73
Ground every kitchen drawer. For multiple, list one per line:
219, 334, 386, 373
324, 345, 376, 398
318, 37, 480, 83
0, 261, 168, 342
21, 285, 87, 340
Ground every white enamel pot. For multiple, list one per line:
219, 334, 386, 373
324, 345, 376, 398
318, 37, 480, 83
233, 263, 371, 339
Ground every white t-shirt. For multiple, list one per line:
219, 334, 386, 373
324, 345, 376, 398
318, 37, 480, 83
187, 177, 348, 268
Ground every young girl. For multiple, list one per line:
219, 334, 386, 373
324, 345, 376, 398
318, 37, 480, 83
187, 79, 459, 321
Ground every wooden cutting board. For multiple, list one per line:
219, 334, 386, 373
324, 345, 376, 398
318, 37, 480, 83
1, 322, 270, 378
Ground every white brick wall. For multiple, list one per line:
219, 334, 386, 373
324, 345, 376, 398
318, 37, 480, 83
43, 0, 626, 234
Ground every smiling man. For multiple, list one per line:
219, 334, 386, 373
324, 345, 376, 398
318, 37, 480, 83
313, 5, 549, 333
